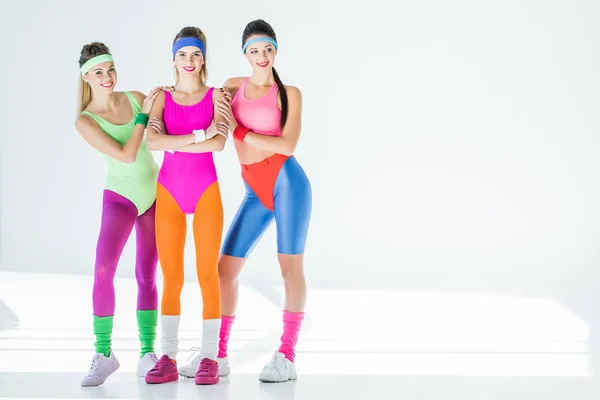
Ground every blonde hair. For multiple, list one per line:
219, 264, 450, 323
173, 27, 208, 85
77, 42, 111, 114
78, 76, 92, 114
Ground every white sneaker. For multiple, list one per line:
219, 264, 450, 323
136, 352, 158, 377
81, 350, 120, 386
178, 347, 231, 377
178, 347, 202, 378
218, 355, 230, 377
258, 351, 297, 383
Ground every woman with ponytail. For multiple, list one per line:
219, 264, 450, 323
209, 19, 312, 383
74, 42, 167, 386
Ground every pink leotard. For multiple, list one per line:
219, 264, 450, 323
157, 88, 218, 214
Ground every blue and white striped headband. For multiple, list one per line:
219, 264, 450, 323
242, 37, 278, 54
172, 37, 206, 59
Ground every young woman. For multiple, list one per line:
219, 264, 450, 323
75, 42, 167, 386
214, 19, 312, 383
143, 26, 229, 386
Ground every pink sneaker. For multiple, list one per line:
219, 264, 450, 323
194, 358, 219, 385
145, 355, 179, 384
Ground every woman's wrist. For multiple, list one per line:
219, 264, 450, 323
193, 129, 206, 143
233, 125, 249, 142
135, 113, 149, 127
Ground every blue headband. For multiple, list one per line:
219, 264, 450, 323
172, 37, 205, 59
242, 37, 278, 54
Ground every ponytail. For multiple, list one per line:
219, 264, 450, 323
77, 76, 92, 114
272, 67, 288, 129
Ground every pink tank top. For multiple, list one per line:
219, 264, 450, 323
231, 77, 282, 136
157, 88, 218, 214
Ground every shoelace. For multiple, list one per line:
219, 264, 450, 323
147, 354, 158, 362
184, 347, 203, 363
266, 354, 285, 375
150, 358, 172, 373
198, 358, 215, 372
88, 354, 102, 373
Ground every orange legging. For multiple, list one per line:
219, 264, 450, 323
155, 181, 223, 320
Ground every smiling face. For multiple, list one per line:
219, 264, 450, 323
244, 36, 277, 73
174, 45, 204, 77
82, 61, 117, 92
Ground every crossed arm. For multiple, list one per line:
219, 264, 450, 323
146, 90, 229, 154
217, 78, 303, 156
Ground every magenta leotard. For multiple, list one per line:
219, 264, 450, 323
157, 88, 218, 214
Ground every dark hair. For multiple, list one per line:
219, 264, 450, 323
78, 42, 110, 68
77, 42, 111, 114
173, 26, 208, 84
242, 19, 288, 129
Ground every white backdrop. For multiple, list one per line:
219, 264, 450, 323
2, 0, 600, 380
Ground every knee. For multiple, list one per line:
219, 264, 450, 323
94, 264, 116, 285
135, 268, 156, 287
278, 256, 305, 283
218, 267, 236, 287
218, 257, 242, 286
163, 273, 184, 294
280, 266, 301, 283
197, 269, 219, 289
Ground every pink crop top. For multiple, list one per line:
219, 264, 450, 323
231, 77, 282, 137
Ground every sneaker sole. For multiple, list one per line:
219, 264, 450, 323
195, 376, 220, 385
259, 373, 297, 383
178, 370, 195, 378
145, 373, 179, 384
259, 377, 297, 383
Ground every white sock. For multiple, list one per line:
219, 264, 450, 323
160, 315, 180, 360
199, 318, 221, 360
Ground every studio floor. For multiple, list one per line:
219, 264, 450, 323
0, 271, 598, 399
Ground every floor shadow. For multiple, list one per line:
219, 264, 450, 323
0, 299, 19, 331
241, 262, 600, 377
